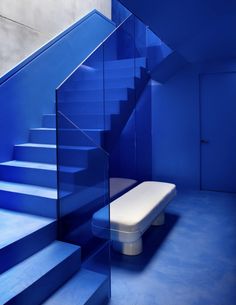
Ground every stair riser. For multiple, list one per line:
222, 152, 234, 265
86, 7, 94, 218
59, 148, 101, 167
43, 113, 111, 128
30, 130, 56, 144
14, 146, 94, 167
0, 191, 57, 218
0, 221, 56, 274
58, 102, 120, 115
58, 170, 102, 193
60, 187, 106, 217
81, 130, 105, 146
30, 129, 105, 146
66, 77, 135, 90
14, 146, 57, 164
70, 67, 141, 80
61, 116, 111, 129
86, 278, 110, 305
58, 88, 128, 102
0, 165, 57, 188
6, 250, 81, 305
104, 57, 146, 69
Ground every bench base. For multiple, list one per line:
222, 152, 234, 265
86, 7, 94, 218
112, 238, 143, 256
152, 212, 165, 226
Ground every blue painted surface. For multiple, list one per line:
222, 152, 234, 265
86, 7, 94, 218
0, 181, 58, 217
0, 11, 115, 163
0, 209, 56, 273
114, 1, 177, 82
200, 72, 236, 193
109, 191, 236, 305
152, 65, 200, 189
0, 241, 81, 305
119, 0, 236, 63
152, 60, 236, 190
151, 51, 187, 83
42, 268, 109, 305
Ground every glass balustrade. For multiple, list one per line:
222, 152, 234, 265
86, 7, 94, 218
56, 9, 169, 295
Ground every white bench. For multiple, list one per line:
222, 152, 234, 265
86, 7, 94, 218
92, 181, 176, 256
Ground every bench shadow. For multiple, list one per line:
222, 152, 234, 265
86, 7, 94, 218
111, 212, 180, 272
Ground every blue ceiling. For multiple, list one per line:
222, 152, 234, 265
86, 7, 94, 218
119, 0, 236, 63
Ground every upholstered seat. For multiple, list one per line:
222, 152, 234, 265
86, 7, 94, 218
92, 181, 176, 255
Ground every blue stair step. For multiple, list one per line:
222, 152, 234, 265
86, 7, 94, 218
0, 209, 56, 274
14, 143, 57, 164
69, 57, 146, 81
81, 129, 108, 146
30, 128, 57, 144
72, 66, 142, 79
0, 160, 86, 188
0, 241, 81, 305
43, 112, 113, 129
59, 181, 107, 217
105, 57, 146, 68
0, 161, 57, 188
104, 66, 142, 78
58, 88, 128, 102
67, 77, 135, 90
0, 180, 59, 217
58, 101, 121, 115
33, 125, 106, 146
42, 268, 109, 305
14, 143, 97, 167
56, 115, 112, 129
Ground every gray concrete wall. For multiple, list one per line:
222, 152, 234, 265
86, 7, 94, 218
0, 0, 111, 77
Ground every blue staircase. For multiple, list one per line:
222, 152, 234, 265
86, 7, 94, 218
0, 57, 147, 305
0, 128, 109, 304
0, 10, 114, 305
0, 4, 166, 304
57, 57, 149, 150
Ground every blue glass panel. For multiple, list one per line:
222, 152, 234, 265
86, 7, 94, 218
103, 15, 136, 184
56, 46, 110, 284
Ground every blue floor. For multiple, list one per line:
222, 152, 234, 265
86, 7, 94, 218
109, 191, 236, 305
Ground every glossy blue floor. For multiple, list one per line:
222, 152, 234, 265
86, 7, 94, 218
109, 191, 236, 305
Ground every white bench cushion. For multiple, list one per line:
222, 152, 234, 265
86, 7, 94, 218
92, 181, 176, 243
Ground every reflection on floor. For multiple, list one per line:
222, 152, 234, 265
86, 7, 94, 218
109, 191, 236, 305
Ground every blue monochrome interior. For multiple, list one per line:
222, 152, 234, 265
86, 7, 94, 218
0, 0, 236, 304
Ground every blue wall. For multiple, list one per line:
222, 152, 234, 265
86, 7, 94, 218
0, 11, 115, 163
152, 60, 236, 190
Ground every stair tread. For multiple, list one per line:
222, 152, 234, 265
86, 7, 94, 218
0, 241, 80, 304
104, 57, 146, 68
31, 128, 56, 131
105, 56, 146, 63
42, 268, 107, 305
1, 160, 57, 171
31, 127, 110, 133
0, 208, 55, 250
31, 128, 89, 131
0, 160, 85, 173
0, 180, 58, 199
15, 143, 96, 150
16, 143, 56, 149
